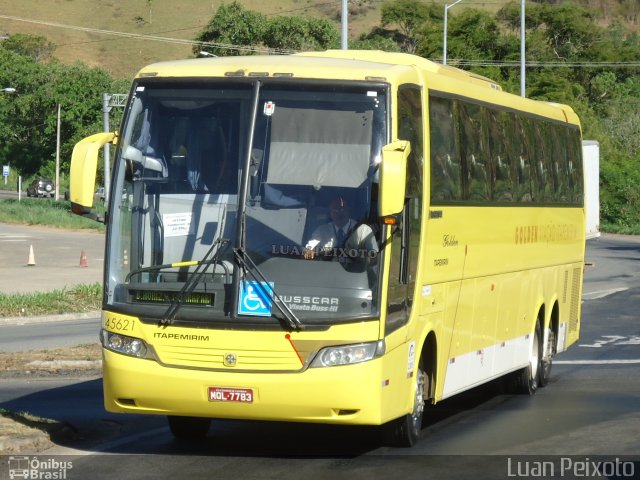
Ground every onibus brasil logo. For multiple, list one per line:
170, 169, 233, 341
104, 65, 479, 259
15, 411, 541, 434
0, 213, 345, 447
7, 456, 73, 479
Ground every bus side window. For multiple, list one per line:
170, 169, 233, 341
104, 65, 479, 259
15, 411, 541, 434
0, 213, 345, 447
457, 101, 488, 202
429, 96, 461, 202
515, 116, 534, 202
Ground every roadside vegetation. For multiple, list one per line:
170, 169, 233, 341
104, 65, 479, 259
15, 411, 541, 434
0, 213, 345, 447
0, 283, 102, 317
0, 199, 103, 318
0, 198, 105, 231
1, 0, 639, 232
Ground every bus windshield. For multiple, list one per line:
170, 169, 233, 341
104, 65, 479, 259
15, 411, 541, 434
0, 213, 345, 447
106, 80, 387, 326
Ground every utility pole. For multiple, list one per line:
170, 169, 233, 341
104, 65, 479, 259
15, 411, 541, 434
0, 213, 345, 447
102, 93, 127, 203
520, 0, 526, 97
55, 103, 61, 201
443, 0, 464, 65
341, 0, 348, 50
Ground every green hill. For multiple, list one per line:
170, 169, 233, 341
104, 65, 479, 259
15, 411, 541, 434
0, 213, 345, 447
0, 0, 636, 79
0, 0, 379, 79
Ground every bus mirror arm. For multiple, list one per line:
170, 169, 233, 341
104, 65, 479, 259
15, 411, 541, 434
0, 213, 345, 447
375, 220, 401, 252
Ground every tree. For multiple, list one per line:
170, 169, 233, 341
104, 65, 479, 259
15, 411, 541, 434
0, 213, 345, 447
0, 44, 122, 181
263, 16, 339, 52
381, 0, 442, 53
445, 9, 501, 60
497, 2, 600, 61
1, 33, 55, 63
351, 30, 401, 52
194, 1, 267, 56
194, 2, 339, 56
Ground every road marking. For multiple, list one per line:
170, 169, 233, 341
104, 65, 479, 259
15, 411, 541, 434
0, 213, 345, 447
580, 335, 640, 347
582, 287, 628, 300
555, 359, 640, 365
0, 234, 32, 242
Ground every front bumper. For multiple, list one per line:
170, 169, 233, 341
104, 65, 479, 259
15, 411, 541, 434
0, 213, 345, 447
102, 348, 391, 425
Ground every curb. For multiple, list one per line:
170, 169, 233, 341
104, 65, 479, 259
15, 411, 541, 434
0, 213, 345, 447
0, 429, 52, 455
0, 310, 101, 326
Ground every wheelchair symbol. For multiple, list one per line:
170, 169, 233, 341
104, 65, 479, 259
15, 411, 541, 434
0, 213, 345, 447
238, 281, 273, 316
243, 284, 266, 311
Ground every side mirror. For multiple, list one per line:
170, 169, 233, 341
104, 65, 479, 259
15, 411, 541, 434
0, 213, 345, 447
379, 140, 410, 218
70, 132, 116, 220
122, 145, 166, 174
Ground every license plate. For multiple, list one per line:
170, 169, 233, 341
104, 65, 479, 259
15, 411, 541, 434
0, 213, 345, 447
208, 387, 253, 403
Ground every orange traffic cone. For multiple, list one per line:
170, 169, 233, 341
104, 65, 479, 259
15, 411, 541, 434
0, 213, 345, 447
27, 245, 36, 266
79, 250, 88, 267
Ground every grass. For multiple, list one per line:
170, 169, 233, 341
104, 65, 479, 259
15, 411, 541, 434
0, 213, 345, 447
0, 283, 102, 317
0, 199, 104, 317
600, 222, 640, 235
0, 0, 364, 79
0, 0, 633, 80
0, 198, 105, 231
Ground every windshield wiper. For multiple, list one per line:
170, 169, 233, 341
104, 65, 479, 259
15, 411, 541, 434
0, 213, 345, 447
160, 237, 229, 325
233, 247, 304, 332
124, 249, 231, 284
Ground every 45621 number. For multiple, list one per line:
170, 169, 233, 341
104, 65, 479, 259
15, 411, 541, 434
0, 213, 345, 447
104, 316, 135, 332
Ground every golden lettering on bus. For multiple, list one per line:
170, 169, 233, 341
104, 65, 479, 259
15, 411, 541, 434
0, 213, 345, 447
515, 224, 577, 245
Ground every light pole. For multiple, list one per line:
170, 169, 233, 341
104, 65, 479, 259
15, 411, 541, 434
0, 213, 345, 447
2, 88, 18, 195
520, 0, 526, 97
443, 0, 464, 65
341, 0, 348, 50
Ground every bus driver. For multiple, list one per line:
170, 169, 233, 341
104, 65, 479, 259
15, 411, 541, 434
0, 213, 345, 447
303, 195, 378, 261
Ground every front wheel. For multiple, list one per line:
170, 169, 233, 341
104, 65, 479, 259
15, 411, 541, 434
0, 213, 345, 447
167, 416, 211, 440
383, 361, 426, 447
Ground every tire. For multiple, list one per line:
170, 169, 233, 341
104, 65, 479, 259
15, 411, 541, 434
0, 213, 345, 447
539, 324, 555, 387
167, 416, 211, 440
515, 321, 543, 395
383, 360, 426, 447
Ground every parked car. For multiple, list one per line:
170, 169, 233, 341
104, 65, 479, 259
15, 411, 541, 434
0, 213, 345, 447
94, 187, 105, 203
26, 178, 55, 198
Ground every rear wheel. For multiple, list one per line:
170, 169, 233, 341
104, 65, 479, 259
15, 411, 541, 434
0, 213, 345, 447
383, 361, 426, 447
167, 416, 211, 440
539, 325, 555, 387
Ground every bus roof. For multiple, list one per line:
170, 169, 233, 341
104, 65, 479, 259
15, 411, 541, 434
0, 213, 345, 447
136, 52, 405, 82
135, 50, 499, 89
297, 50, 503, 91
135, 50, 579, 126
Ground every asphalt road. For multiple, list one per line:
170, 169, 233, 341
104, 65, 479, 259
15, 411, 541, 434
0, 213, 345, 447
0, 222, 104, 293
0, 234, 638, 480
0, 316, 101, 352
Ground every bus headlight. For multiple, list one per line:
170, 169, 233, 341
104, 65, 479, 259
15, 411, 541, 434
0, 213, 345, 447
101, 329, 149, 358
310, 340, 385, 368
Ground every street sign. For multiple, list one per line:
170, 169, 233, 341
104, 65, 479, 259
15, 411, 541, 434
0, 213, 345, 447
2, 165, 8, 177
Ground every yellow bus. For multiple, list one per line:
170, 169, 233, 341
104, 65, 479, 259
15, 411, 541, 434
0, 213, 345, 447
70, 50, 585, 447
